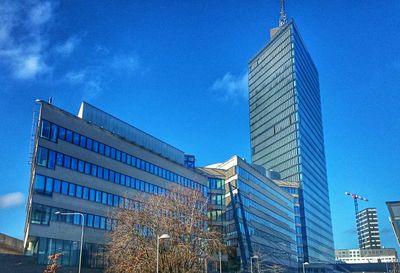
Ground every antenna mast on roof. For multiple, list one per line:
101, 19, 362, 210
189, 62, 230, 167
279, 0, 287, 27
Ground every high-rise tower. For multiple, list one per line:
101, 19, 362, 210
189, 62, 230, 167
248, 2, 335, 264
357, 208, 381, 249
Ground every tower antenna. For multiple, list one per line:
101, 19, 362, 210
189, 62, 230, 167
279, 0, 287, 27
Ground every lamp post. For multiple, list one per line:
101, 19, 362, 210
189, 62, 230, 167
156, 234, 170, 273
302, 262, 309, 273
55, 212, 84, 273
250, 255, 259, 273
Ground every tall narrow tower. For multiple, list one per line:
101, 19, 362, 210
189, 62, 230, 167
248, 2, 335, 264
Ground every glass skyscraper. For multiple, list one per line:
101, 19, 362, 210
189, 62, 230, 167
248, 17, 335, 264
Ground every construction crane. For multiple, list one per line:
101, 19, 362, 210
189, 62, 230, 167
345, 192, 368, 248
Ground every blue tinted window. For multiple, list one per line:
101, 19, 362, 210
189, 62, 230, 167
110, 148, 116, 159
45, 177, 53, 194
83, 187, 89, 200
119, 197, 124, 208
89, 189, 95, 201
99, 143, 105, 155
109, 170, 115, 182
84, 162, 91, 174
125, 176, 131, 187
140, 180, 144, 191
76, 185, 82, 198
78, 160, 85, 173
79, 135, 86, 148
126, 154, 131, 165
145, 162, 150, 172
34, 175, 45, 192
141, 160, 146, 171
116, 150, 121, 161
54, 179, 61, 193
40, 120, 51, 139
97, 166, 103, 179
113, 195, 118, 206
86, 138, 93, 150
63, 155, 71, 168
73, 133, 80, 145
121, 152, 126, 163
68, 184, 75, 197
115, 173, 120, 184
87, 215, 93, 227
96, 191, 101, 203
93, 215, 100, 228
91, 165, 97, 177
104, 145, 110, 157
103, 168, 109, 180
58, 127, 66, 140
66, 130, 73, 142
36, 147, 48, 167
120, 175, 125, 186
56, 153, 63, 166
131, 156, 137, 167
107, 194, 113, 206
47, 150, 56, 169
101, 193, 107, 204
71, 158, 78, 170
93, 141, 99, 152
61, 181, 68, 195
50, 124, 58, 142
100, 217, 106, 229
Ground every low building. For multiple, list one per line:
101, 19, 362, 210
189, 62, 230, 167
0, 233, 23, 255
199, 156, 298, 272
24, 101, 208, 269
335, 248, 398, 264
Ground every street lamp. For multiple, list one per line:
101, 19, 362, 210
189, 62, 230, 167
250, 255, 259, 273
302, 262, 309, 273
156, 234, 170, 273
54, 211, 84, 273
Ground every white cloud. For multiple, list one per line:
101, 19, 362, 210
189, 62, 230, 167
211, 72, 248, 101
29, 1, 53, 26
55, 36, 80, 55
111, 54, 140, 73
0, 192, 25, 209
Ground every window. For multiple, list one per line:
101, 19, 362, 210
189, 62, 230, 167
99, 143, 105, 155
87, 215, 93, 227
34, 175, 45, 193
102, 192, 107, 204
45, 177, 53, 194
84, 162, 91, 175
58, 127, 66, 140
89, 189, 95, 201
79, 135, 86, 148
40, 120, 51, 139
68, 184, 76, 197
116, 150, 121, 161
56, 153, 63, 166
63, 155, 71, 168
97, 166, 103, 179
66, 130, 73, 142
73, 132, 80, 145
48, 150, 56, 169
61, 181, 68, 195
91, 165, 97, 177
83, 187, 89, 200
110, 148, 116, 159
50, 124, 58, 142
93, 216, 100, 228
86, 138, 93, 150
78, 160, 85, 173
93, 141, 99, 152
54, 179, 61, 193
76, 185, 82, 198
103, 168, 109, 180
96, 191, 101, 203
71, 158, 78, 171
36, 147, 48, 167
105, 145, 110, 157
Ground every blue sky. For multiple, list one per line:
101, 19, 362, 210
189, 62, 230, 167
0, 0, 399, 252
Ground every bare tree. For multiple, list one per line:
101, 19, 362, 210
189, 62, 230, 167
106, 186, 225, 273
43, 253, 62, 273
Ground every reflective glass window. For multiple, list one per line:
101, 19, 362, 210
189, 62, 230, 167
104, 145, 110, 157
56, 153, 63, 166
36, 147, 48, 167
93, 140, 99, 152
89, 189, 95, 201
61, 181, 68, 195
58, 127, 66, 140
99, 143, 105, 155
71, 158, 78, 171
63, 155, 71, 168
40, 120, 51, 139
66, 130, 73, 142
100, 217, 106, 229
126, 154, 131, 165
110, 148, 116, 159
34, 175, 45, 192
45, 177, 53, 194
76, 185, 82, 198
93, 216, 100, 228
116, 150, 121, 161
86, 138, 93, 150
103, 168, 109, 180
97, 166, 103, 179
91, 165, 97, 177
78, 160, 85, 173
48, 150, 56, 169
50, 124, 58, 142
53, 179, 61, 193
115, 173, 120, 184
83, 187, 89, 200
68, 184, 75, 197
87, 215, 93, 227
121, 152, 126, 163
84, 162, 91, 175
96, 191, 101, 203
109, 170, 115, 182
101, 192, 107, 204
73, 133, 80, 145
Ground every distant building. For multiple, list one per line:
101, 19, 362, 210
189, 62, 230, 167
24, 101, 207, 269
386, 201, 400, 246
199, 156, 298, 272
357, 208, 381, 249
248, 2, 335, 264
0, 233, 23, 255
335, 248, 397, 264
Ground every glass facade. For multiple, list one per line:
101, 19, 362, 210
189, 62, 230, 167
249, 21, 335, 263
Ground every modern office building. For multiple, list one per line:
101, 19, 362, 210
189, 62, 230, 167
386, 201, 400, 246
248, 1, 335, 264
335, 248, 398, 264
272, 178, 305, 263
199, 156, 298, 272
23, 101, 208, 269
357, 208, 381, 249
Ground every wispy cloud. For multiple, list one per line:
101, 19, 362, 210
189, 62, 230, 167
111, 54, 140, 73
0, 0, 78, 80
0, 192, 25, 209
211, 72, 248, 102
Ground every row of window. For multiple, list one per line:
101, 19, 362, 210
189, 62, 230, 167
31, 203, 115, 231
209, 193, 225, 206
40, 120, 207, 196
27, 236, 105, 268
208, 178, 225, 190
34, 174, 140, 210
236, 167, 293, 210
37, 146, 168, 196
